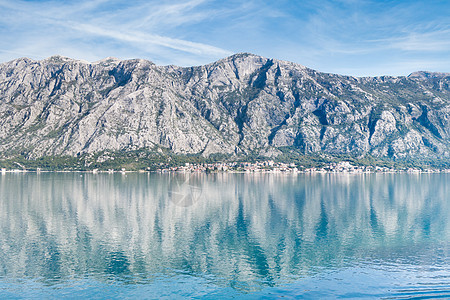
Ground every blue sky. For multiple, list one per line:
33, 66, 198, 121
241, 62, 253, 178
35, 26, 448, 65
0, 0, 449, 76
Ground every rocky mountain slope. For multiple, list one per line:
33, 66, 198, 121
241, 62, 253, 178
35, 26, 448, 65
0, 53, 449, 161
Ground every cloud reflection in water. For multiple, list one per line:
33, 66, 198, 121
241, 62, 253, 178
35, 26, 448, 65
0, 172, 449, 294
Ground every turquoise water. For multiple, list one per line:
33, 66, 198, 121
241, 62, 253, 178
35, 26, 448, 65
0, 172, 449, 299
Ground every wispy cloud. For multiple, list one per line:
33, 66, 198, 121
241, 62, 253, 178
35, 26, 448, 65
258, 0, 450, 75
69, 23, 231, 57
133, 0, 211, 29
0, 0, 232, 64
370, 28, 450, 52
0, 0, 449, 75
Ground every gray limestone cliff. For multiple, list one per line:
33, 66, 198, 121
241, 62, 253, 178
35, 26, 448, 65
0, 53, 449, 160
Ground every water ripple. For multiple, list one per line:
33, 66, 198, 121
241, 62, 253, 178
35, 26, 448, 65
0, 173, 449, 298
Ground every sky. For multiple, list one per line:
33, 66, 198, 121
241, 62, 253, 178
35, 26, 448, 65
0, 0, 449, 76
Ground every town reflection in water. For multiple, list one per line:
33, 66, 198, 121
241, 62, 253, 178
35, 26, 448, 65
0, 172, 449, 291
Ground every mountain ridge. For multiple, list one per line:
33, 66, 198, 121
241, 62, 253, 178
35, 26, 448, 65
5, 53, 447, 78
0, 53, 449, 165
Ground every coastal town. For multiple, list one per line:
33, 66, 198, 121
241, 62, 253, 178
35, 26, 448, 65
155, 161, 448, 174
1, 160, 449, 174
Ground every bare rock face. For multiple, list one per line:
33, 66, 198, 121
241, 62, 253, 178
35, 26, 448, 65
0, 53, 449, 160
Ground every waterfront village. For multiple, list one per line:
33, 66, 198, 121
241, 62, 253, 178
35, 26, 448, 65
155, 161, 448, 174
1, 160, 449, 174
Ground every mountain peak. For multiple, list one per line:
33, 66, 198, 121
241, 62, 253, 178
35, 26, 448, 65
228, 52, 261, 59
42, 55, 90, 64
408, 71, 449, 79
213, 52, 265, 64
219, 53, 308, 71
93, 57, 121, 66
7, 57, 34, 64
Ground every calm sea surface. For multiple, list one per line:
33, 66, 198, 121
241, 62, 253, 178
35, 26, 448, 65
0, 172, 449, 299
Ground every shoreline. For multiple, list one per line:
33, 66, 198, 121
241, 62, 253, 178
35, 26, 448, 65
2, 168, 449, 174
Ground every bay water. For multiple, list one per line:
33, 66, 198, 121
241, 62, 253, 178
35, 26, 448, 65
0, 172, 449, 298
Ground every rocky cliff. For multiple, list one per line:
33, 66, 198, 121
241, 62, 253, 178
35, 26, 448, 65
0, 53, 449, 161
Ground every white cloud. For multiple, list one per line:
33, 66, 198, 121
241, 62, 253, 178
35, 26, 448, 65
0, 0, 449, 75
69, 23, 231, 57
0, 0, 232, 64
371, 29, 450, 52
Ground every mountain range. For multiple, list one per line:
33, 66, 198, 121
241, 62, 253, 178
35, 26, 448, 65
0, 53, 449, 165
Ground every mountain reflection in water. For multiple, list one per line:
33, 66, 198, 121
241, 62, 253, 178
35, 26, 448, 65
0, 173, 449, 297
